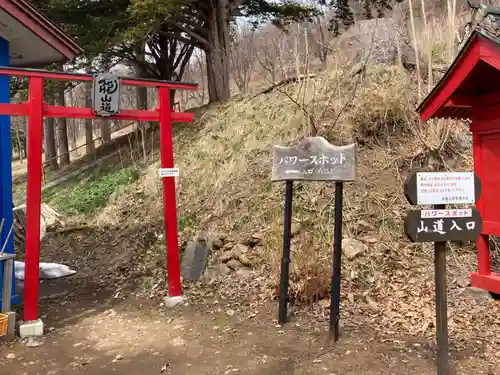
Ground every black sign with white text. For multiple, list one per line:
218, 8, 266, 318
404, 208, 483, 243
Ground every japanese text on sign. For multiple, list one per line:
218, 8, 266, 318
272, 137, 356, 182
420, 209, 472, 218
416, 172, 475, 205
159, 168, 179, 178
416, 218, 476, 234
92, 73, 121, 117
404, 209, 482, 243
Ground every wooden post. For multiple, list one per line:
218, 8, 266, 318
278, 180, 293, 324
330, 181, 344, 341
1, 253, 14, 313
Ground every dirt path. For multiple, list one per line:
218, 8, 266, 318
1, 290, 497, 375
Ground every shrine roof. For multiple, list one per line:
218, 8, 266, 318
417, 26, 500, 121
0, 0, 83, 67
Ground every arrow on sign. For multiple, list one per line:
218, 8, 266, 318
285, 170, 301, 174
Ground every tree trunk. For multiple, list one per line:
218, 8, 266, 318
14, 123, 23, 163
205, 0, 231, 103
135, 43, 149, 163
100, 119, 112, 143
84, 81, 95, 160
56, 85, 70, 166
44, 92, 59, 171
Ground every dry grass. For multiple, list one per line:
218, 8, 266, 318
93, 58, 473, 308
80, 5, 483, 312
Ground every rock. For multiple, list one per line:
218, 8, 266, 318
160, 364, 170, 373
361, 235, 378, 244
237, 253, 252, 268
115, 354, 123, 361
342, 238, 365, 260
180, 236, 211, 281
6, 353, 16, 359
223, 242, 235, 251
23, 338, 43, 348
235, 268, 254, 278
252, 232, 264, 240
464, 287, 491, 303
212, 238, 224, 250
242, 232, 264, 247
231, 244, 249, 258
163, 296, 184, 308
216, 263, 231, 276
226, 259, 242, 271
219, 251, 233, 263
456, 275, 470, 288
241, 237, 261, 247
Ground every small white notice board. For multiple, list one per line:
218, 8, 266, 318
159, 168, 179, 178
416, 172, 475, 205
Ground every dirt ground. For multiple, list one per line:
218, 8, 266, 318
1, 277, 498, 375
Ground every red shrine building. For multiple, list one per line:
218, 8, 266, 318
417, 17, 500, 296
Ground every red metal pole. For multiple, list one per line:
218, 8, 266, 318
24, 77, 44, 321
476, 234, 491, 275
158, 87, 181, 296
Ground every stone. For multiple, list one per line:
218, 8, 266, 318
237, 253, 252, 268
456, 275, 470, 288
163, 296, 184, 308
235, 268, 254, 278
252, 232, 264, 240
181, 236, 211, 281
219, 251, 234, 263
463, 287, 491, 304
212, 238, 224, 250
226, 259, 242, 271
231, 244, 249, 258
342, 238, 365, 260
23, 338, 43, 347
223, 242, 235, 251
241, 237, 261, 247
216, 263, 231, 276
6, 353, 16, 359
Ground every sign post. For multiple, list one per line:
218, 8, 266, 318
271, 136, 356, 340
404, 171, 482, 375
330, 181, 344, 341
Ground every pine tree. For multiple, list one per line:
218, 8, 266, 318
362, 0, 373, 19
330, 0, 355, 36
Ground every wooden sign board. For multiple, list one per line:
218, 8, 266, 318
92, 73, 121, 117
271, 137, 356, 182
404, 172, 481, 205
404, 208, 483, 242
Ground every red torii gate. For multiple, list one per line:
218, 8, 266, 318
0, 66, 197, 323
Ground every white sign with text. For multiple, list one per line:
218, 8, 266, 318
416, 172, 475, 205
159, 168, 179, 178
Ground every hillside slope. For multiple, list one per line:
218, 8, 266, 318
37, 63, 500, 353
